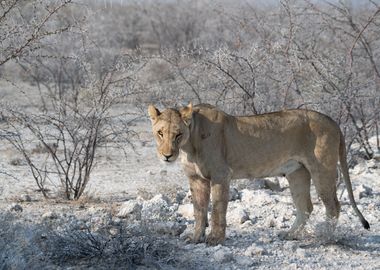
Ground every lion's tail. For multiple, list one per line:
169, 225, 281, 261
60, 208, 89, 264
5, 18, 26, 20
339, 132, 370, 230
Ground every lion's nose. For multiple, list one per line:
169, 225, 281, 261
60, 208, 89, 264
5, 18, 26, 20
163, 154, 173, 161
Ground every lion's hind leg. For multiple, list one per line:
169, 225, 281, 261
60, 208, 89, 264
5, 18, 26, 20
281, 165, 313, 240
305, 158, 341, 240
306, 132, 341, 236
312, 167, 341, 232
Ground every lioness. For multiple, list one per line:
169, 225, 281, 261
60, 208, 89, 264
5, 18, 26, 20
148, 103, 369, 245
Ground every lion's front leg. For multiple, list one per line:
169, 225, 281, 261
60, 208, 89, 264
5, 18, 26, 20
207, 181, 229, 246
188, 176, 210, 243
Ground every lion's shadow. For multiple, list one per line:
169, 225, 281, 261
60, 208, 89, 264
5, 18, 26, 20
223, 228, 379, 255
298, 234, 380, 253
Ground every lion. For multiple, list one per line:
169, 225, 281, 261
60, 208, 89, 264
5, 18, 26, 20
148, 103, 370, 245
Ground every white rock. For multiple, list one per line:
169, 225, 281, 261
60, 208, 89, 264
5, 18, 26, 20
87, 206, 100, 215
213, 247, 233, 263
351, 163, 366, 175
263, 178, 282, 192
9, 203, 23, 212
250, 178, 282, 191
90, 216, 103, 225
177, 203, 193, 220
182, 190, 192, 204
296, 247, 307, 258
180, 224, 195, 240
109, 227, 119, 236
112, 217, 122, 225
117, 200, 142, 219
141, 194, 175, 220
244, 243, 266, 256
229, 187, 240, 201
367, 159, 379, 169
373, 150, 380, 161
240, 189, 273, 206
235, 256, 254, 267
240, 189, 255, 202
227, 206, 249, 224
175, 190, 187, 204
283, 241, 297, 252
258, 235, 272, 244
354, 184, 373, 199
19, 194, 32, 202
153, 221, 187, 236
42, 211, 58, 219
287, 263, 298, 269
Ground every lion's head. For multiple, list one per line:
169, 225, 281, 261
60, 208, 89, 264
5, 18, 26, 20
148, 103, 193, 163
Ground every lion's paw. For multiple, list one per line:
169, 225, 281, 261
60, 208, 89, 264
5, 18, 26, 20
206, 234, 225, 246
183, 232, 205, 244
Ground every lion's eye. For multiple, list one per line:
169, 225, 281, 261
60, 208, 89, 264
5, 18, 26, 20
157, 130, 163, 137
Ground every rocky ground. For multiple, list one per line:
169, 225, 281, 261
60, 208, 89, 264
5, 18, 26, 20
1, 143, 379, 269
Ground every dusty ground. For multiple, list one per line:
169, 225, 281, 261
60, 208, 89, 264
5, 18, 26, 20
0, 83, 379, 269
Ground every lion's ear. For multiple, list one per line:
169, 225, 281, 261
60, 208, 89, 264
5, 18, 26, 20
148, 104, 161, 123
180, 102, 193, 126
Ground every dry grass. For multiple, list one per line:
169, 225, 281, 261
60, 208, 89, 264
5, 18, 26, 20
0, 212, 185, 269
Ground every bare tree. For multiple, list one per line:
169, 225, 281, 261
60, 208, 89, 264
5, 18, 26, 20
1, 52, 141, 199
0, 0, 76, 67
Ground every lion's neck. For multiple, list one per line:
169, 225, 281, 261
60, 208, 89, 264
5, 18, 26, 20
180, 121, 198, 156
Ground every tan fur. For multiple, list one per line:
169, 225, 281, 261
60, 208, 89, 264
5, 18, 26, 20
148, 103, 369, 245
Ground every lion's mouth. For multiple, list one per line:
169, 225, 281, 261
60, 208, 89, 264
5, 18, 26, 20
161, 154, 177, 163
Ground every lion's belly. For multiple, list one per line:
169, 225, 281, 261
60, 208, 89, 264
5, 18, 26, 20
180, 149, 302, 180
231, 159, 302, 179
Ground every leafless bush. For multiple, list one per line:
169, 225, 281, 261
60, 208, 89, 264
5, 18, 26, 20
45, 223, 179, 269
0, 0, 77, 68
1, 52, 142, 199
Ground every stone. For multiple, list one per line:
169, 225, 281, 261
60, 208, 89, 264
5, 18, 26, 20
182, 190, 192, 204
177, 204, 194, 220
9, 203, 23, 212
244, 243, 266, 256
213, 247, 233, 263
146, 170, 155, 175
141, 194, 175, 220
42, 211, 58, 219
117, 200, 142, 219
175, 190, 187, 204
153, 221, 187, 236
112, 217, 122, 225
373, 151, 380, 161
263, 178, 282, 192
354, 184, 373, 199
19, 194, 32, 202
296, 247, 307, 258
240, 189, 273, 206
109, 227, 119, 236
227, 206, 249, 224
229, 187, 240, 201
235, 256, 254, 267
